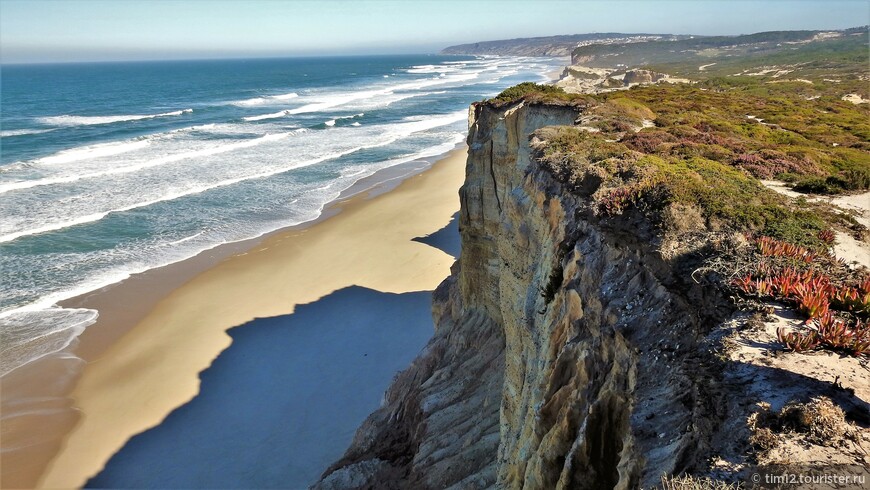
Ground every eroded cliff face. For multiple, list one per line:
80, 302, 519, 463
315, 101, 740, 489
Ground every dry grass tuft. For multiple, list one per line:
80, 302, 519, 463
748, 397, 856, 452
778, 397, 853, 445
659, 474, 744, 489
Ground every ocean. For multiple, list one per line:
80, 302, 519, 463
0, 54, 561, 376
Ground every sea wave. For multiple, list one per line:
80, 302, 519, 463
284, 73, 480, 116
406, 64, 458, 74
0, 139, 359, 243
0, 134, 466, 376
0, 132, 292, 196
231, 92, 299, 107
324, 113, 365, 127
0, 128, 55, 138
165, 231, 206, 246
37, 109, 193, 127
0, 307, 97, 376
35, 139, 151, 166
242, 111, 290, 122
387, 110, 467, 137
0, 114, 465, 243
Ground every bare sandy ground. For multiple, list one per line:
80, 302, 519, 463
32, 148, 467, 489
721, 181, 870, 471
761, 180, 870, 269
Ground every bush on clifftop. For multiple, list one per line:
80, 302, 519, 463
490, 82, 573, 104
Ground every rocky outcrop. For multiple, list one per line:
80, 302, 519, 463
315, 99, 870, 488
622, 70, 666, 85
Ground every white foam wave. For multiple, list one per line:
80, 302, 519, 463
0, 307, 97, 376
180, 123, 269, 136
334, 134, 467, 198
0, 162, 32, 173
388, 110, 467, 136
165, 231, 205, 246
284, 72, 479, 116
35, 139, 151, 166
407, 65, 437, 74
343, 169, 367, 178
379, 91, 447, 107
0, 132, 292, 196
1, 111, 466, 243
407, 64, 461, 74
192, 123, 217, 131
324, 112, 364, 127
0, 128, 55, 138
243, 111, 289, 122
231, 92, 299, 107
38, 109, 192, 127
0, 142, 362, 243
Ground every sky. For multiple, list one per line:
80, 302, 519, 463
0, 0, 867, 63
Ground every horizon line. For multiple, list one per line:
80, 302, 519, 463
3, 24, 866, 66
0, 51, 463, 67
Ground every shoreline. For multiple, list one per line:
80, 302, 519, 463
1, 144, 468, 489
60, 149, 449, 361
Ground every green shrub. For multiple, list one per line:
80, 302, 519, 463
840, 168, 870, 190
793, 177, 840, 194
490, 82, 570, 104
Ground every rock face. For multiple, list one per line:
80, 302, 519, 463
314, 101, 723, 489
622, 70, 666, 85
314, 100, 869, 488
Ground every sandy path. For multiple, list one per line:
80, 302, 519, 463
761, 180, 870, 268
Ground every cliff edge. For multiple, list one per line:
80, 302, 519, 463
316, 80, 869, 488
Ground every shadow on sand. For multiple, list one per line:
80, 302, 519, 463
87, 286, 436, 489
413, 211, 460, 258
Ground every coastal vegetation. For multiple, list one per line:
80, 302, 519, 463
491, 55, 869, 357
489, 82, 581, 105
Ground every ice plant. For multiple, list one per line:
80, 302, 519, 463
818, 229, 836, 245
732, 274, 755, 294
768, 267, 799, 297
777, 327, 820, 352
752, 236, 816, 263
794, 284, 829, 319
777, 314, 870, 356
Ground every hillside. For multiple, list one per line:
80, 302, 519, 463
441, 33, 685, 57
557, 27, 869, 101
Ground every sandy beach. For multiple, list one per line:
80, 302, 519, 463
4, 146, 466, 489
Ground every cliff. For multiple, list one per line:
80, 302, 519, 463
316, 86, 870, 488
568, 27, 869, 78
440, 33, 679, 57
